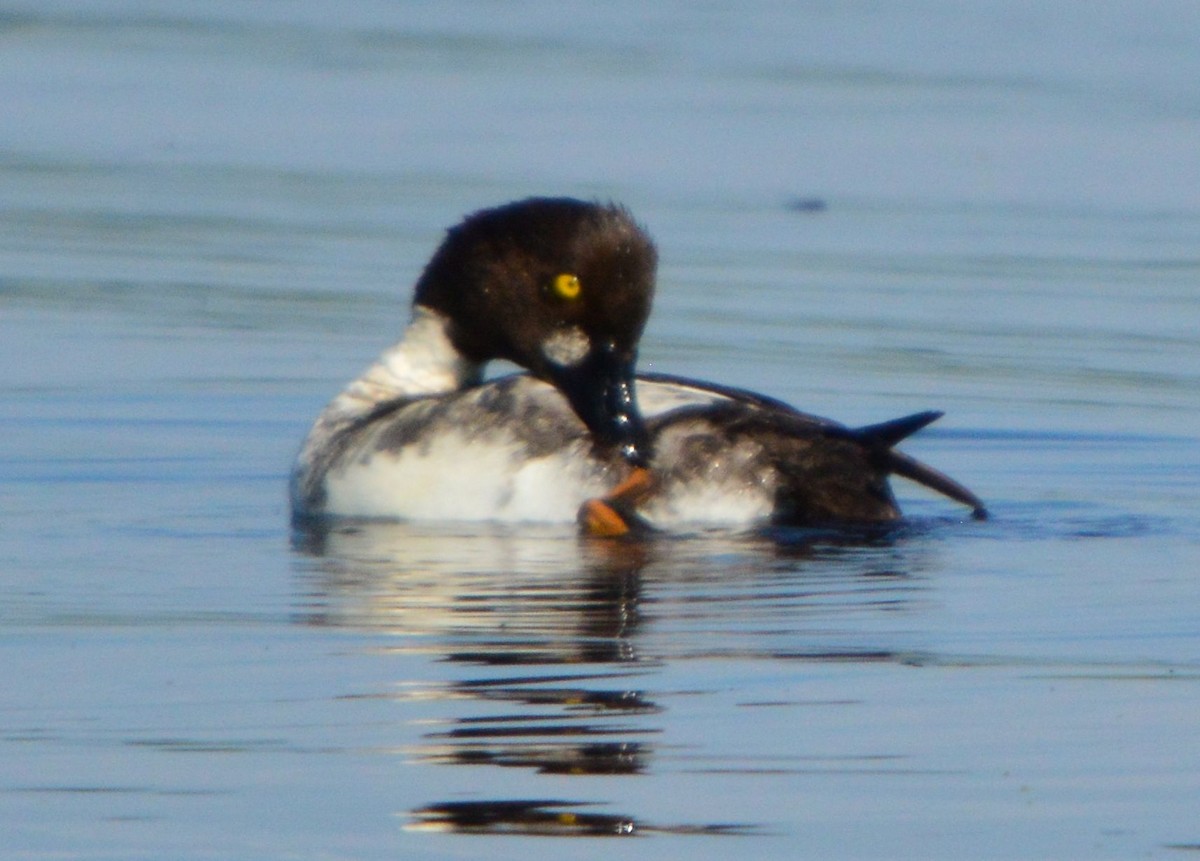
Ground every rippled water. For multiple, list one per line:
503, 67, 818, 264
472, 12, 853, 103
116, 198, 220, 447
3, 2, 1200, 859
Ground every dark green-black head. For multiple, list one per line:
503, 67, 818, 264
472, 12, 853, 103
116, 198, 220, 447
413, 197, 658, 466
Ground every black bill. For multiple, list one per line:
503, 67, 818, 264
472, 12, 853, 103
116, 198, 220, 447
549, 339, 651, 467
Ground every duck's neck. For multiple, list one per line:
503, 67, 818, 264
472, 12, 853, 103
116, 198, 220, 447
320, 305, 483, 421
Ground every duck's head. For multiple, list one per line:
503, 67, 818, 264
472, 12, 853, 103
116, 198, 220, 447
413, 197, 657, 466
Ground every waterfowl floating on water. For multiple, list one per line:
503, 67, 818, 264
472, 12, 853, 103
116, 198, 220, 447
290, 197, 986, 533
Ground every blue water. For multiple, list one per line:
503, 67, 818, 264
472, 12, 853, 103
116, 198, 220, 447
3, 2, 1200, 858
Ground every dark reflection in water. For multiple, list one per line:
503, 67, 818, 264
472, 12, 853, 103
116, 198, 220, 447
415, 670, 660, 776
292, 520, 931, 837
409, 799, 759, 837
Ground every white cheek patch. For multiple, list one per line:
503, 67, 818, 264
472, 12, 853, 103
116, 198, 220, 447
541, 326, 591, 367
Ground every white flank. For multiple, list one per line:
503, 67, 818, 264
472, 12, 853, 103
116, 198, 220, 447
322, 430, 612, 523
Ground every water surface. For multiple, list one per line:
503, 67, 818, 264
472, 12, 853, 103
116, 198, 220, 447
2, 2, 1199, 859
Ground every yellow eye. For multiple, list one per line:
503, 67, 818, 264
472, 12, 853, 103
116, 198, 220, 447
552, 273, 581, 300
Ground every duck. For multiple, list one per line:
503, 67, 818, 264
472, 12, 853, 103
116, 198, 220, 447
289, 197, 986, 534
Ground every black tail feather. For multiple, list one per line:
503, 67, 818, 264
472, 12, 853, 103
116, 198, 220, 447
854, 410, 943, 448
888, 450, 989, 519
854, 411, 988, 519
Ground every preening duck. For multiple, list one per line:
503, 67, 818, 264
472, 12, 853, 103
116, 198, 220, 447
290, 197, 986, 533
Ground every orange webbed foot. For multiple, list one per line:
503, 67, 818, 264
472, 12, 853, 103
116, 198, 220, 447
577, 467, 657, 537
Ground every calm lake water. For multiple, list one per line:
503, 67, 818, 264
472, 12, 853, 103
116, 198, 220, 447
3, 2, 1200, 859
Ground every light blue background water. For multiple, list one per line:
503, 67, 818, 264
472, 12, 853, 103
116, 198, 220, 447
2, 2, 1199, 858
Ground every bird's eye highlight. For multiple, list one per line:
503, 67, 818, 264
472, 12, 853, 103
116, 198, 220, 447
552, 273, 581, 300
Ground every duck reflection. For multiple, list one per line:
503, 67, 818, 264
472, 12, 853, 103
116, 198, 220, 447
292, 520, 925, 836
294, 522, 677, 832
293, 522, 652, 665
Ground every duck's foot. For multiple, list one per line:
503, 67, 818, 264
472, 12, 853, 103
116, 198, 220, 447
577, 467, 657, 538
579, 498, 637, 537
